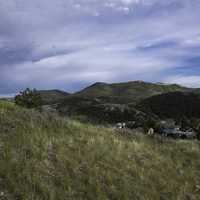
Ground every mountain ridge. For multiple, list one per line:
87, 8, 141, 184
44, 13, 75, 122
73, 80, 189, 104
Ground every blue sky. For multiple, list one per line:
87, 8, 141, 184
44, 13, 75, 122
0, 0, 200, 95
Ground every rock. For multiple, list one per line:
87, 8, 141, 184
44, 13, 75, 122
147, 128, 154, 136
115, 122, 126, 129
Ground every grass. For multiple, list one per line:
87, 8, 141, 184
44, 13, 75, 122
0, 100, 200, 199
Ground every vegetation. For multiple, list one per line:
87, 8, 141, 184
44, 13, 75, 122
14, 88, 42, 109
37, 90, 69, 105
137, 92, 200, 119
57, 96, 144, 124
56, 81, 189, 123
0, 100, 200, 199
75, 81, 187, 104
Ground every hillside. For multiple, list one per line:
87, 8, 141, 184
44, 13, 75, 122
37, 90, 69, 105
74, 81, 188, 104
57, 95, 147, 123
57, 81, 189, 123
0, 100, 200, 199
137, 91, 200, 119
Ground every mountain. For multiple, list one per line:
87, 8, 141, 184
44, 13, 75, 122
29, 81, 200, 123
37, 89, 70, 104
57, 81, 190, 123
192, 88, 200, 94
137, 91, 200, 119
74, 81, 188, 104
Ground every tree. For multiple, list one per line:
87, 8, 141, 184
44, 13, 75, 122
15, 88, 42, 109
180, 116, 191, 130
196, 128, 200, 140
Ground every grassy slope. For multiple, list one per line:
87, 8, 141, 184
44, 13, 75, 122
75, 81, 187, 104
0, 101, 200, 200
37, 90, 69, 105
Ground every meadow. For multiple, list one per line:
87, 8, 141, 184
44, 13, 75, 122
0, 100, 200, 200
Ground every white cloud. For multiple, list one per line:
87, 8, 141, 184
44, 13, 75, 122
164, 75, 200, 88
116, 6, 130, 13
120, 0, 139, 5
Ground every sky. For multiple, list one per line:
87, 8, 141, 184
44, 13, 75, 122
0, 0, 200, 95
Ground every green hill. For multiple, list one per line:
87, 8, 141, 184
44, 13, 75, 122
0, 100, 200, 199
57, 81, 188, 122
74, 81, 188, 104
37, 90, 69, 105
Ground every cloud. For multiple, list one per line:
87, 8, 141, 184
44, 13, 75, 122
0, 0, 200, 94
164, 75, 200, 88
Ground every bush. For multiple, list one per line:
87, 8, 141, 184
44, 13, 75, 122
143, 118, 157, 133
14, 88, 42, 109
195, 128, 200, 140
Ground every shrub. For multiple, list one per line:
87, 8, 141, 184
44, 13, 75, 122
143, 118, 157, 133
14, 88, 42, 109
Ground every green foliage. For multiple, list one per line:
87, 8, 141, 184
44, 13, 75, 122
191, 119, 200, 140
196, 130, 200, 140
14, 88, 42, 109
58, 96, 138, 123
137, 91, 200, 119
180, 116, 192, 130
143, 118, 157, 132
